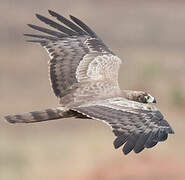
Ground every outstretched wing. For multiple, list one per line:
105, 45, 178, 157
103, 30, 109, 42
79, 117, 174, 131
24, 10, 122, 98
72, 97, 174, 155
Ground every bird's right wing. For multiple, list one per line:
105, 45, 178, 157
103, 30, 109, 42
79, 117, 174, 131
24, 10, 122, 98
72, 97, 174, 155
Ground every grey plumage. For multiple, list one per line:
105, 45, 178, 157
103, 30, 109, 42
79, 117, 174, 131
5, 108, 67, 123
4, 10, 174, 155
72, 97, 174, 154
4, 108, 87, 124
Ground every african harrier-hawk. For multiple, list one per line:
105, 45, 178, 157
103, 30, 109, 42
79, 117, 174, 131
4, 10, 174, 155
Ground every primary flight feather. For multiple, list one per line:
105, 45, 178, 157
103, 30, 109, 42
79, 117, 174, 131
4, 10, 174, 155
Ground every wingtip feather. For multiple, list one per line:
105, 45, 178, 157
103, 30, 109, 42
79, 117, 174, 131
27, 23, 32, 27
134, 147, 145, 154
35, 13, 44, 21
27, 24, 36, 29
48, 9, 56, 16
35, 13, 40, 18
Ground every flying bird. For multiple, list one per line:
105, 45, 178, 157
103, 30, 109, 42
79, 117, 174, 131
4, 10, 174, 155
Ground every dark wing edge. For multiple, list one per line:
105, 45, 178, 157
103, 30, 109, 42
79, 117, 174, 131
72, 105, 174, 155
24, 10, 100, 42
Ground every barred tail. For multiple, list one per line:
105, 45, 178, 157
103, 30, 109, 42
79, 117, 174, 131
4, 108, 75, 124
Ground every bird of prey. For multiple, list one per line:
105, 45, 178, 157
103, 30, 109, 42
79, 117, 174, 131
4, 10, 174, 155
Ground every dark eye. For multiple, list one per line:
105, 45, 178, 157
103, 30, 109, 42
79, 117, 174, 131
144, 95, 149, 100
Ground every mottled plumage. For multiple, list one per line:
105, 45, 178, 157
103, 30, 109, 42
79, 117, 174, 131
4, 10, 174, 155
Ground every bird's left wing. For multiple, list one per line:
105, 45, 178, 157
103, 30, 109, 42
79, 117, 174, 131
24, 10, 121, 98
72, 97, 174, 155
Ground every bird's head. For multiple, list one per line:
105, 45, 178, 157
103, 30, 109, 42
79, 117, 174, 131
143, 93, 156, 104
124, 90, 157, 104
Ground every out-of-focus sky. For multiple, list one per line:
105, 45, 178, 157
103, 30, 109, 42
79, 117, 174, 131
0, 0, 185, 180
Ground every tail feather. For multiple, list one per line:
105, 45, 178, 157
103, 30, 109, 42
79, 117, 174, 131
4, 108, 74, 124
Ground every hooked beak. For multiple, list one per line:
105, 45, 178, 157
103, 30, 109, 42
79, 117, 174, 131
153, 98, 157, 103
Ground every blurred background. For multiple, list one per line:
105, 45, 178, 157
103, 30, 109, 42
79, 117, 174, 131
0, 0, 185, 179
